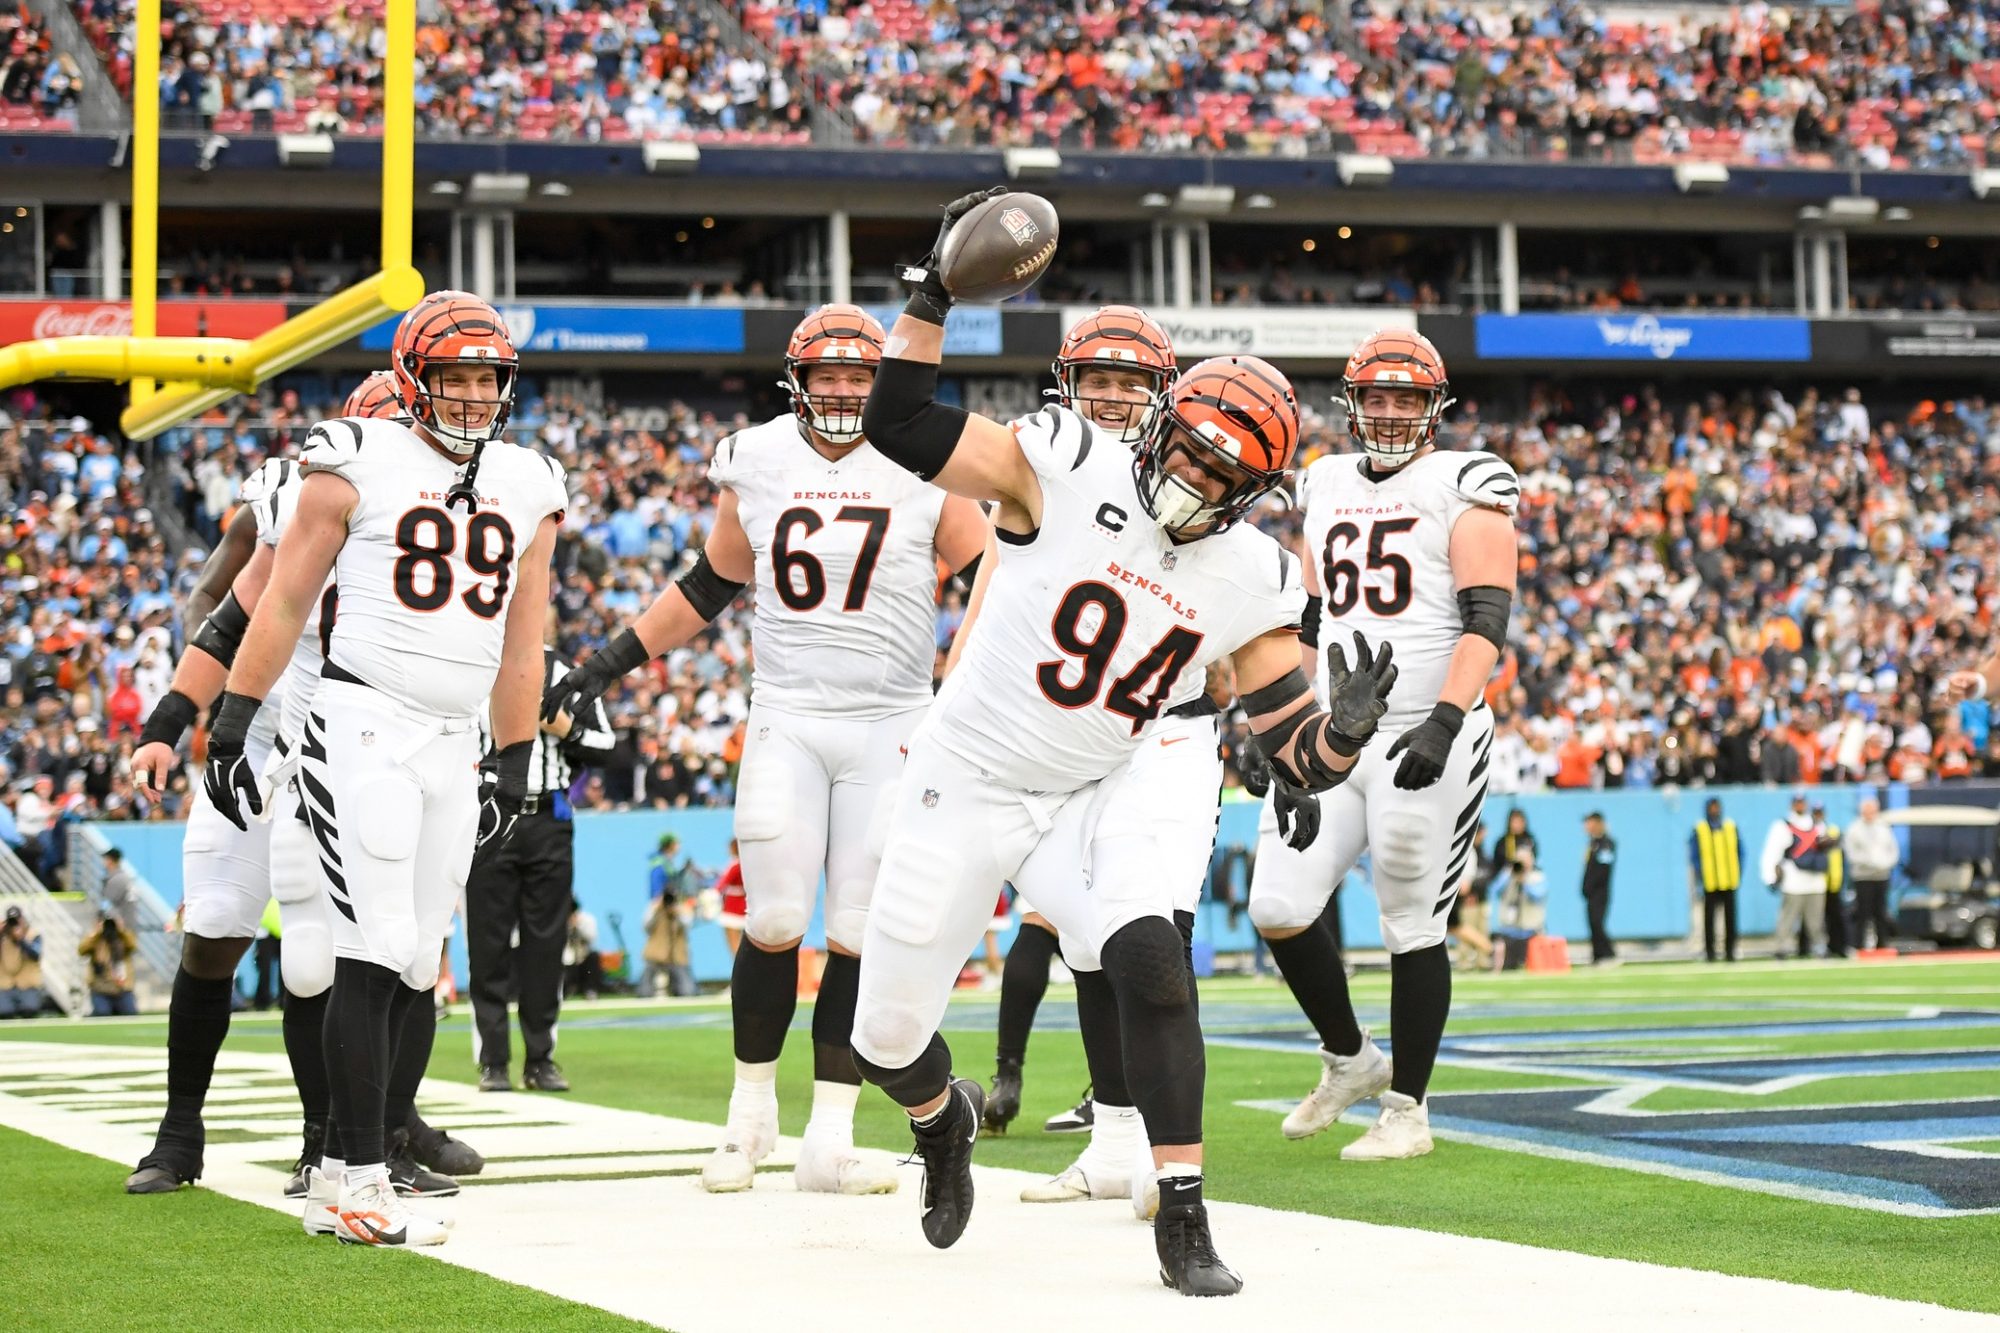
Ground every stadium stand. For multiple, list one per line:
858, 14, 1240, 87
9, 379, 2000, 830
0, 0, 82, 129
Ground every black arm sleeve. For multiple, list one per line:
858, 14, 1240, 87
859, 356, 970, 482
1299, 594, 1322, 650
953, 552, 982, 595
1457, 585, 1512, 651
190, 591, 252, 667
676, 551, 748, 623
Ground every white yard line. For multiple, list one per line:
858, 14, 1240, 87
2, 1041, 1996, 1332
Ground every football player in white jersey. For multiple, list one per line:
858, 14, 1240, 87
1249, 329, 1518, 1161
204, 294, 566, 1247
844, 193, 1403, 1296
543, 304, 988, 1197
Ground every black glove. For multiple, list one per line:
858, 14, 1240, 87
1323, 631, 1398, 754
542, 629, 649, 725
202, 692, 265, 832
477, 740, 539, 849
1238, 742, 1273, 799
1385, 701, 1465, 791
1273, 779, 1322, 851
899, 186, 1008, 322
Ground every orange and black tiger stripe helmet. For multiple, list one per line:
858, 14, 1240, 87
1052, 305, 1177, 445
1341, 328, 1454, 467
1138, 355, 1299, 537
390, 290, 518, 454
783, 303, 885, 446
342, 369, 401, 419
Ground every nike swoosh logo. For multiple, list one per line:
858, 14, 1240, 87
1161, 737, 1189, 747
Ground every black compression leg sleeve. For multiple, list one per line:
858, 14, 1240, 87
1387, 942, 1452, 1102
1101, 917, 1205, 1146
996, 921, 1057, 1068
282, 986, 331, 1125
1265, 915, 1364, 1057
1070, 964, 1131, 1106
383, 983, 433, 1131
1175, 909, 1199, 1023
853, 1031, 954, 1110
811, 951, 862, 1085
324, 958, 400, 1168
162, 967, 236, 1128
730, 939, 800, 1064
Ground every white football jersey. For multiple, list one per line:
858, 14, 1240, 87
926, 405, 1306, 793
709, 414, 948, 719
297, 417, 568, 719
243, 452, 338, 746
1298, 447, 1518, 728
231, 457, 297, 751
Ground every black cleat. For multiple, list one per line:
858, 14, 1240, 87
284, 1120, 326, 1198
522, 1059, 570, 1093
911, 1078, 983, 1250
1156, 1201, 1243, 1297
982, 1060, 1022, 1135
126, 1122, 204, 1194
1044, 1085, 1093, 1134
478, 1065, 513, 1093
407, 1113, 484, 1177
387, 1127, 460, 1198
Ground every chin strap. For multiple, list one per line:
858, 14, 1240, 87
446, 443, 487, 514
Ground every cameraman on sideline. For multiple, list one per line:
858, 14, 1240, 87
79, 911, 139, 1016
1, 906, 45, 1018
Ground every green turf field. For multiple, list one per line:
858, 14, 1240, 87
2, 956, 1996, 1327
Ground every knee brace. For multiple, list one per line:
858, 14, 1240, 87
1374, 809, 1437, 883
745, 897, 810, 949
852, 1030, 953, 1110
1100, 916, 1190, 1010
1249, 890, 1322, 935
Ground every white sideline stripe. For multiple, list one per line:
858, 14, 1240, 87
2, 1043, 1997, 1332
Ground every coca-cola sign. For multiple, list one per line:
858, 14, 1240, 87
0, 300, 290, 345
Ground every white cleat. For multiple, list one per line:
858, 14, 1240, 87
331, 1172, 450, 1247
301, 1165, 339, 1238
1341, 1091, 1434, 1161
794, 1134, 899, 1195
1282, 1032, 1393, 1140
1020, 1157, 1132, 1204
701, 1110, 778, 1194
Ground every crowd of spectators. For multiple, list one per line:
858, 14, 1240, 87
69, 0, 807, 141
15, 0, 2000, 171
1, 0, 83, 126
10, 374, 2000, 864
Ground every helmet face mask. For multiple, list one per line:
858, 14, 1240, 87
391, 292, 518, 455
1052, 305, 1178, 448
1135, 355, 1298, 540
784, 304, 885, 447
1341, 330, 1454, 468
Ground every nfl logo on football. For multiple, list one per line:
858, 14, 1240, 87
999, 208, 1039, 245
921, 788, 940, 808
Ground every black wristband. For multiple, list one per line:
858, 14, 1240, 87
903, 288, 952, 327
1427, 701, 1467, 736
210, 691, 263, 748
1324, 716, 1365, 758
139, 690, 200, 750
596, 628, 652, 678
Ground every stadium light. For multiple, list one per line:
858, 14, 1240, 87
1672, 162, 1729, 194
466, 173, 531, 206
1174, 185, 1236, 214
1139, 192, 1172, 209
1243, 193, 1276, 209
1336, 154, 1395, 188
1003, 147, 1063, 180
276, 133, 335, 169
1824, 196, 1880, 222
1973, 169, 2000, 200
643, 141, 702, 175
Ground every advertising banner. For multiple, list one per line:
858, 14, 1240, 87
359, 303, 745, 354
1064, 306, 1412, 359
1474, 312, 1812, 362
0, 299, 289, 343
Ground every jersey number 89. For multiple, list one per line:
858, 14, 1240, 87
393, 506, 517, 619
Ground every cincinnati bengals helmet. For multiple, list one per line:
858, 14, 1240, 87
1341, 329, 1454, 468
390, 290, 518, 454
1137, 355, 1299, 537
1051, 305, 1177, 446
783, 304, 885, 446
342, 369, 401, 419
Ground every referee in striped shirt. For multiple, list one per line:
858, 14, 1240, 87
468, 646, 616, 1093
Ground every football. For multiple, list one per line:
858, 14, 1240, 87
936, 192, 1060, 303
